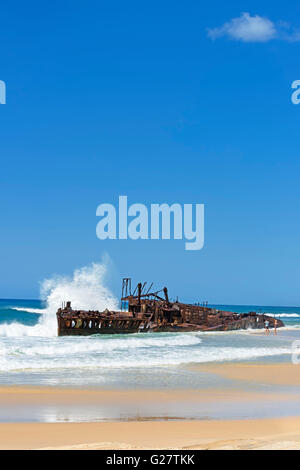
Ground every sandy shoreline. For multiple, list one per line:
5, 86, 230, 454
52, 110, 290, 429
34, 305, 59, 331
1, 418, 300, 450
0, 362, 300, 449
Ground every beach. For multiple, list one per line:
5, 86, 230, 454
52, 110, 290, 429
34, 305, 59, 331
1, 299, 300, 449
0, 362, 300, 449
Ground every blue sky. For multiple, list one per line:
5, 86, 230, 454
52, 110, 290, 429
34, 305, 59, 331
1, 0, 300, 305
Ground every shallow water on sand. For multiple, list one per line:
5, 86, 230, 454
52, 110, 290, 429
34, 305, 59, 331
2, 395, 300, 423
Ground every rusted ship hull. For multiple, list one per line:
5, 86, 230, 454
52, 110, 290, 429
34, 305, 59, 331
57, 307, 150, 337
56, 279, 284, 336
59, 326, 141, 336
151, 315, 281, 332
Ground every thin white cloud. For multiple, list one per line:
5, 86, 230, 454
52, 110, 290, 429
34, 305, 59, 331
207, 12, 300, 43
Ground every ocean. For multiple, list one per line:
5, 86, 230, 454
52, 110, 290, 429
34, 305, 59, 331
0, 297, 299, 389
0, 262, 298, 390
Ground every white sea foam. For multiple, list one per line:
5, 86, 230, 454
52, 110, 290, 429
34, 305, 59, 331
15, 334, 203, 357
11, 307, 45, 315
271, 313, 300, 318
0, 336, 292, 372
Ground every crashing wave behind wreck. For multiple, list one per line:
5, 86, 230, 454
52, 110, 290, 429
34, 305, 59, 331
56, 278, 284, 336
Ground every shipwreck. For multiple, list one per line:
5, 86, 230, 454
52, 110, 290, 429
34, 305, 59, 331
56, 278, 284, 336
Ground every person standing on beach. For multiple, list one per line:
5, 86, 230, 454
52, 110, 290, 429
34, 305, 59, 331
265, 320, 270, 335
274, 319, 278, 336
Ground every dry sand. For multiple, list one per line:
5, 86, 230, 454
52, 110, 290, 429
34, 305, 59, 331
1, 418, 300, 450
